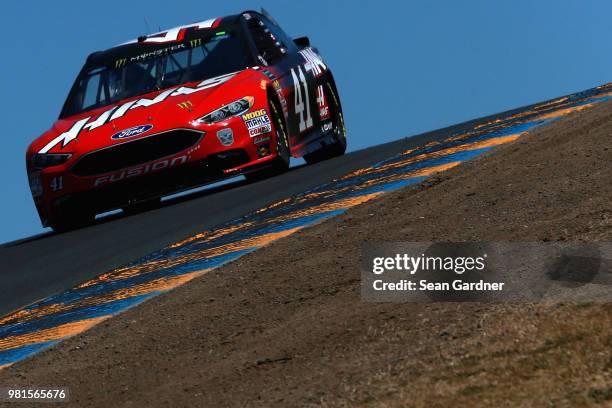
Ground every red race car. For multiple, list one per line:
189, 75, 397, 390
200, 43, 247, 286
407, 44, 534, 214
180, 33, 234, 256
26, 9, 346, 231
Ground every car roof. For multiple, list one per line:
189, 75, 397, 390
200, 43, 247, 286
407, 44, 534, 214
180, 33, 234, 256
85, 13, 243, 69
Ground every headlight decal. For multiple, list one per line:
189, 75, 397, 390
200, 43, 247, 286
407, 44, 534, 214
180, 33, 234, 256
31, 153, 72, 169
197, 96, 254, 124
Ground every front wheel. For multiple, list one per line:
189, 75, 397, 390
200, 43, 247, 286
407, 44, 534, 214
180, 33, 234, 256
49, 209, 95, 232
303, 82, 347, 164
245, 97, 290, 181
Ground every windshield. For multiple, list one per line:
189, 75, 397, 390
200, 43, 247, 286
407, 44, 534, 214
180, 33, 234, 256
62, 32, 250, 118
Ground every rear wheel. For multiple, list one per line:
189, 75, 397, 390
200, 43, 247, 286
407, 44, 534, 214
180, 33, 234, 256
245, 97, 290, 181
303, 82, 347, 164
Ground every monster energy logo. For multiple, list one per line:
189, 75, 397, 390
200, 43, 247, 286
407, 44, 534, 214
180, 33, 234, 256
190, 38, 202, 48
115, 58, 128, 68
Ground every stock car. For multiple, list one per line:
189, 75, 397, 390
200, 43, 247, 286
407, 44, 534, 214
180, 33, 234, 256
26, 9, 346, 231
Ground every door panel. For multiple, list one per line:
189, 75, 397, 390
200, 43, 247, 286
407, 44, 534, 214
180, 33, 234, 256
243, 12, 332, 155
285, 47, 332, 152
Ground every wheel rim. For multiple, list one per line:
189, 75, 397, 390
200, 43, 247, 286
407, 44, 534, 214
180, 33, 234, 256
326, 83, 346, 147
271, 101, 290, 165
335, 111, 347, 147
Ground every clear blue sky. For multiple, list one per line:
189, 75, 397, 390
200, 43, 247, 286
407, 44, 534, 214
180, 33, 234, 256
1, 0, 610, 243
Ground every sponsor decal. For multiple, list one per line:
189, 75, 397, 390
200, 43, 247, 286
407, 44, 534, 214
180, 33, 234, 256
111, 124, 154, 140
319, 105, 329, 120
216, 128, 234, 146
39, 72, 238, 153
257, 145, 271, 158
273, 80, 288, 111
177, 100, 194, 110
299, 48, 327, 77
316, 85, 330, 120
94, 155, 189, 187
260, 80, 267, 90
241, 109, 268, 121
252, 134, 271, 145
190, 38, 202, 48
242, 109, 272, 137
322, 122, 333, 133
246, 121, 271, 137
130, 44, 187, 63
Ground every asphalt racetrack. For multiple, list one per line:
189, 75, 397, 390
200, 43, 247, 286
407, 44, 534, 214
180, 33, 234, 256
0, 83, 610, 366
0, 86, 610, 328
0, 113, 493, 317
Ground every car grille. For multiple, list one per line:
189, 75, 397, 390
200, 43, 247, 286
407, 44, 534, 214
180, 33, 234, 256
71, 129, 203, 176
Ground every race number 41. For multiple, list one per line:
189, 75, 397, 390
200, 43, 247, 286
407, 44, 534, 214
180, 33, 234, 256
291, 66, 313, 132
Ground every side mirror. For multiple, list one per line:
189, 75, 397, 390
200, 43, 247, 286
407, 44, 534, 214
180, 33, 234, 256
293, 36, 310, 48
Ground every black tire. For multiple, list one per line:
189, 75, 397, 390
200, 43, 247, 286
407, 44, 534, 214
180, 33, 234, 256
49, 209, 95, 232
245, 97, 290, 181
122, 197, 162, 215
303, 82, 347, 164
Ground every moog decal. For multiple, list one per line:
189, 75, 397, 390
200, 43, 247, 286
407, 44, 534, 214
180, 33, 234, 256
242, 109, 272, 137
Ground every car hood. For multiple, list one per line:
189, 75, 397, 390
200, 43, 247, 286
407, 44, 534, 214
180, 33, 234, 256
31, 69, 259, 156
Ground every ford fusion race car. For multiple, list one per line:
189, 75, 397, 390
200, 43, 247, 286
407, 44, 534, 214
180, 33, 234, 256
26, 10, 346, 231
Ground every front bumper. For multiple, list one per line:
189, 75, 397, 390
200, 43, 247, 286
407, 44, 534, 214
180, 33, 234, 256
29, 118, 279, 226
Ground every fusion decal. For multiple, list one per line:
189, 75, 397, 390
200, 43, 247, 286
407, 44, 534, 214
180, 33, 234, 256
93, 155, 189, 187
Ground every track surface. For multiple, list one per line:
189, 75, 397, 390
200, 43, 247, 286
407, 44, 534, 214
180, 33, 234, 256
0, 83, 610, 370
0, 83, 609, 321
0, 107, 529, 317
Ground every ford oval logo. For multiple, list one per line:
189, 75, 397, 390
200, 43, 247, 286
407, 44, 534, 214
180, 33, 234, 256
111, 124, 154, 140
